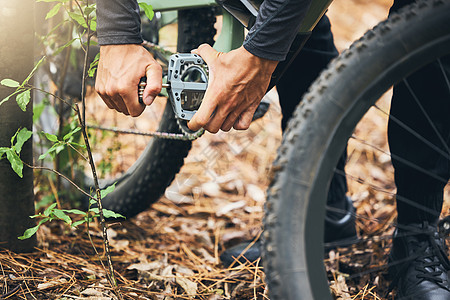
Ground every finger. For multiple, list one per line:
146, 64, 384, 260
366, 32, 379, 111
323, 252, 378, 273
187, 90, 218, 132
112, 93, 130, 116
221, 109, 243, 132
100, 94, 118, 111
203, 105, 229, 133
192, 44, 220, 65
97, 86, 123, 112
233, 104, 258, 130
118, 77, 146, 117
143, 62, 162, 105
120, 91, 142, 117
104, 83, 129, 115
205, 99, 243, 133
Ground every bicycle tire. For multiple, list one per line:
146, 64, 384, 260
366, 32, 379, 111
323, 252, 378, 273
263, 1, 450, 299
97, 8, 217, 218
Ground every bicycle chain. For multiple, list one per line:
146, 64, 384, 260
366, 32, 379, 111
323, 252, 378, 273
87, 122, 204, 141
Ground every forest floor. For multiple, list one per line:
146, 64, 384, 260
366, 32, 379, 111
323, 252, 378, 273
1, 0, 449, 299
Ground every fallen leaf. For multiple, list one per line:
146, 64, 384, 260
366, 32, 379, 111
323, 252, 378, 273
176, 273, 197, 297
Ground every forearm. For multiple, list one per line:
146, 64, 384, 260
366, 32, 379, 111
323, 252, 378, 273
96, 0, 142, 45
243, 0, 313, 61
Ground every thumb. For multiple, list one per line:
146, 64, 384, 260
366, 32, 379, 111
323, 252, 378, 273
192, 44, 220, 65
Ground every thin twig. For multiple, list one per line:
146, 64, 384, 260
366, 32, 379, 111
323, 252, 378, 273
23, 162, 94, 200
29, 86, 76, 111
73, 0, 122, 296
67, 143, 89, 162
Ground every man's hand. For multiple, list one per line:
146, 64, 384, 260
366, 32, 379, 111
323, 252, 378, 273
188, 45, 278, 133
95, 44, 162, 117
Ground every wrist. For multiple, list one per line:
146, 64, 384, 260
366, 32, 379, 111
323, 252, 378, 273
238, 46, 278, 74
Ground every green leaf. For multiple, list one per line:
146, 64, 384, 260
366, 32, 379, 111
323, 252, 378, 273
0, 90, 21, 108
138, 2, 154, 21
100, 183, 116, 199
88, 52, 100, 78
39, 144, 57, 160
6, 150, 23, 178
63, 209, 86, 215
89, 19, 97, 32
44, 203, 57, 217
15, 128, 32, 154
90, 207, 100, 214
1, 79, 20, 88
10, 128, 19, 146
63, 127, 81, 141
53, 38, 76, 56
0, 147, 8, 159
69, 142, 86, 149
18, 218, 49, 240
52, 209, 72, 225
16, 89, 31, 112
54, 143, 65, 155
84, 4, 96, 17
18, 224, 40, 240
46, 3, 62, 19
102, 209, 125, 219
71, 219, 86, 228
44, 132, 59, 142
68, 12, 87, 28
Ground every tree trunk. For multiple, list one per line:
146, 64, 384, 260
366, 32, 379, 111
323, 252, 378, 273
0, 0, 36, 252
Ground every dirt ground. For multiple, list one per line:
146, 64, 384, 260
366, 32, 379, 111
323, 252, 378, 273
2, 1, 449, 299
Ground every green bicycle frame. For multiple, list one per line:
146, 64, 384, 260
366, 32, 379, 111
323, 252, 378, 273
141, 0, 333, 53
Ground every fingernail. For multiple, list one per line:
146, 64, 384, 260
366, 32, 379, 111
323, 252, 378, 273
144, 95, 155, 105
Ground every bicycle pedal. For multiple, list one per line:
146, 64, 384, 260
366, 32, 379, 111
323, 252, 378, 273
167, 53, 208, 120
138, 53, 208, 121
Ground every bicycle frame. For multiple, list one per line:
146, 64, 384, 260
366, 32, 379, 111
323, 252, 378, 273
141, 0, 334, 52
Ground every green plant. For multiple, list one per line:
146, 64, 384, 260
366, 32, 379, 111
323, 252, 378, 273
0, 0, 155, 297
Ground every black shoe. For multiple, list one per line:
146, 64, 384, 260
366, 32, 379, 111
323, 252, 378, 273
324, 196, 358, 249
388, 222, 450, 300
220, 240, 261, 267
220, 196, 358, 267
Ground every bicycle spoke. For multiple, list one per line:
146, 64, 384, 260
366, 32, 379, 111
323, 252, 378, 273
349, 134, 449, 185
403, 78, 450, 154
373, 104, 450, 161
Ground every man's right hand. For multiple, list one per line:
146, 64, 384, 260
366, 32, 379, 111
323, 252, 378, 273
95, 44, 162, 117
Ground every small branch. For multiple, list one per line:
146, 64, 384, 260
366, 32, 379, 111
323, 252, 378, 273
23, 162, 94, 200
71, 1, 122, 297
67, 143, 89, 162
0, 284, 21, 299
75, 104, 120, 296
29, 86, 76, 111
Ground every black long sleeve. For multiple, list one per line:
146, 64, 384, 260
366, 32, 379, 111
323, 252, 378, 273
96, 0, 312, 60
96, 0, 143, 45
243, 0, 313, 61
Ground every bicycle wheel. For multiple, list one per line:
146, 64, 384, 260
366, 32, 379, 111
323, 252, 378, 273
263, 1, 450, 299
87, 8, 217, 218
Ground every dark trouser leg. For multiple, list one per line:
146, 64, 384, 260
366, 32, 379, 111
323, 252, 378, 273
277, 15, 348, 215
388, 57, 450, 225
388, 0, 450, 225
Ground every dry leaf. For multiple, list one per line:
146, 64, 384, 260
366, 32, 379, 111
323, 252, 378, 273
246, 184, 265, 202
176, 273, 197, 297
37, 278, 67, 290
216, 200, 247, 217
